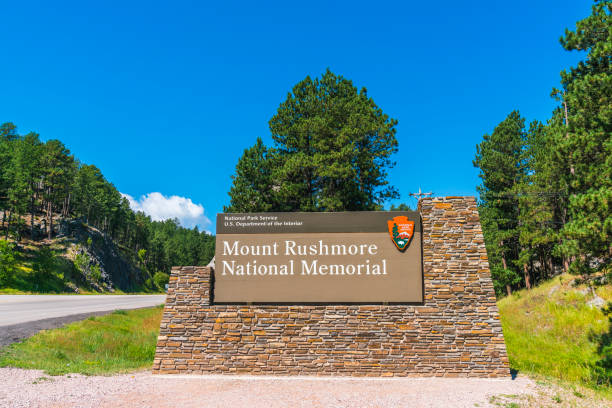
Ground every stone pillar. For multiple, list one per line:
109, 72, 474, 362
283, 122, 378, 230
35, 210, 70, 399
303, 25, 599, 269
419, 196, 509, 376
153, 266, 211, 374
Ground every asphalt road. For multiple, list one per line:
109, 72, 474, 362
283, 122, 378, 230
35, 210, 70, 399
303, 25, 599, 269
0, 294, 166, 327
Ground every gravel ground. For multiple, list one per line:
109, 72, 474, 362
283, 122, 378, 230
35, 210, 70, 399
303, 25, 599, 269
1, 368, 608, 408
0, 367, 536, 408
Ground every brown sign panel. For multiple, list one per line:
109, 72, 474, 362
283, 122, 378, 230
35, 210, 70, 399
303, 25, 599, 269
214, 211, 423, 303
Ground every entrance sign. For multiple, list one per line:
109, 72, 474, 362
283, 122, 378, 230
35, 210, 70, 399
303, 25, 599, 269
155, 197, 511, 377
214, 211, 422, 303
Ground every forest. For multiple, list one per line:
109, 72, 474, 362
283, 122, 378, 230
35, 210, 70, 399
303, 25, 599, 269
473, 1, 611, 296
0, 126, 214, 291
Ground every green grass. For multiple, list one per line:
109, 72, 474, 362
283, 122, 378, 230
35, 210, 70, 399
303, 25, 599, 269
498, 274, 611, 396
0, 306, 164, 375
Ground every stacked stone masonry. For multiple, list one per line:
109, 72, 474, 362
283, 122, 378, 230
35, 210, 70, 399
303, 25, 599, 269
153, 196, 510, 377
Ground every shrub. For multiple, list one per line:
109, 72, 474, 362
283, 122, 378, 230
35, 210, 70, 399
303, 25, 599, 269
153, 271, 169, 290
74, 252, 88, 273
592, 302, 612, 387
33, 247, 56, 277
91, 264, 101, 282
0, 240, 17, 286
144, 278, 155, 291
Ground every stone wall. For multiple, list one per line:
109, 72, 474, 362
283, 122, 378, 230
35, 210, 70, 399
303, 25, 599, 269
153, 196, 509, 377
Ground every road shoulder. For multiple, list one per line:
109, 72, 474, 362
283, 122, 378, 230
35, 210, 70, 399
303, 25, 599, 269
0, 311, 118, 347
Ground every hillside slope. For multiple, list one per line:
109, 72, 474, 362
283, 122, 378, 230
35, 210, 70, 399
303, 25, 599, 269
1, 218, 153, 293
499, 274, 611, 393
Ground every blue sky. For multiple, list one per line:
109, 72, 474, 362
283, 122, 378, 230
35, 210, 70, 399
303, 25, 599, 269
0, 1, 589, 233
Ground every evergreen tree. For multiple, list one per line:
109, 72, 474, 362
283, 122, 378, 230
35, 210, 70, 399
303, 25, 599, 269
474, 111, 527, 295
7, 133, 43, 240
227, 70, 399, 212
40, 139, 75, 238
552, 0, 612, 274
515, 121, 559, 285
0, 123, 19, 234
268, 69, 399, 211
225, 137, 278, 212
389, 203, 412, 211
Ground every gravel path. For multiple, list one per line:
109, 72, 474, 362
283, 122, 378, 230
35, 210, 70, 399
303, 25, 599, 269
0, 368, 541, 408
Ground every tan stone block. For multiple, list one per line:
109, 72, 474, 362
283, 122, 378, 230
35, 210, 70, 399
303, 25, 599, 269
434, 203, 453, 209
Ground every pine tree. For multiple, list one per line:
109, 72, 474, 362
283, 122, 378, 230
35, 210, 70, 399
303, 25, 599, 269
7, 133, 43, 240
0, 123, 19, 234
553, 0, 612, 275
227, 70, 399, 213
268, 69, 399, 211
474, 111, 527, 295
40, 140, 75, 239
515, 121, 557, 288
390, 203, 412, 211
225, 137, 278, 213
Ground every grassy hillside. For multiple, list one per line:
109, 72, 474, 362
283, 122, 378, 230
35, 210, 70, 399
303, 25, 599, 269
499, 274, 611, 394
0, 219, 164, 294
0, 239, 89, 294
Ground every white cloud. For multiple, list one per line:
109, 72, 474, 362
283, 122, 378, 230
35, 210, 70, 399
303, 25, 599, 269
121, 192, 211, 230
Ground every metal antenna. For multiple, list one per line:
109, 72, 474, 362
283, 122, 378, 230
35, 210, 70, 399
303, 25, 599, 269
408, 187, 433, 200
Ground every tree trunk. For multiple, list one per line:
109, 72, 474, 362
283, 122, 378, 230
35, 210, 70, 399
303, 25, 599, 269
65, 192, 71, 217
563, 257, 570, 274
546, 256, 553, 279
5, 209, 11, 240
30, 192, 35, 239
47, 195, 53, 240
562, 95, 575, 176
523, 264, 531, 289
501, 243, 512, 296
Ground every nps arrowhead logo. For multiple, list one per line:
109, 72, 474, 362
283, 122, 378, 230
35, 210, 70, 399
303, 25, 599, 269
387, 216, 414, 251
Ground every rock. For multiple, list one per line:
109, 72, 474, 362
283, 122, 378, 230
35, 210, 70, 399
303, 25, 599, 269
587, 294, 606, 309
60, 219, 147, 291
577, 288, 589, 296
64, 282, 80, 293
